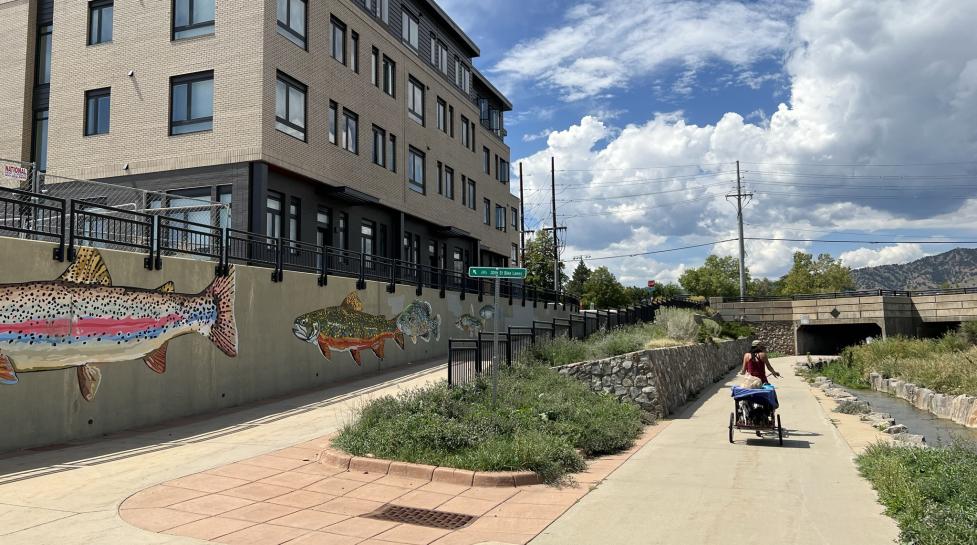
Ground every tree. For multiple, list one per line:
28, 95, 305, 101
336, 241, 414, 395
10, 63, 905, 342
651, 282, 684, 299
565, 259, 591, 298
581, 266, 628, 309
748, 277, 782, 297
779, 252, 854, 295
678, 255, 748, 298
624, 286, 650, 306
523, 230, 567, 290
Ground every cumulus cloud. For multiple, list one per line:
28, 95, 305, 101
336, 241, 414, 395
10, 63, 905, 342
493, 0, 802, 100
840, 245, 931, 269
513, 0, 977, 284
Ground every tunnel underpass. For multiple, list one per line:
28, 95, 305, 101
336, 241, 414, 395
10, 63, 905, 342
796, 323, 883, 355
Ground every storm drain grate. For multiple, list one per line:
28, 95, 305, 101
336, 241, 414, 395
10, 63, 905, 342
364, 505, 475, 530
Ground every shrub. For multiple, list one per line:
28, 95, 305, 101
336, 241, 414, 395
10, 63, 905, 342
334, 364, 642, 483
958, 321, 977, 346
654, 307, 700, 341
857, 441, 977, 545
719, 320, 754, 339
834, 400, 872, 414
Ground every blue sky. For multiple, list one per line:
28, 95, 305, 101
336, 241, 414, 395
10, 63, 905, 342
442, 0, 977, 287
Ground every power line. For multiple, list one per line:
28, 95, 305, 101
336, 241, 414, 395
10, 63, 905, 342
523, 170, 735, 190
743, 223, 973, 239
561, 191, 729, 218
740, 160, 977, 168
555, 181, 731, 203
745, 179, 977, 191
751, 190, 976, 200
746, 237, 977, 245
562, 239, 740, 262
553, 162, 728, 173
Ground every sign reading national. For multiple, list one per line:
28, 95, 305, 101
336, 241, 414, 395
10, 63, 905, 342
468, 267, 528, 279
3, 164, 29, 181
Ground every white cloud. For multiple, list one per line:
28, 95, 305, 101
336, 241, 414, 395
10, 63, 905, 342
514, 0, 977, 281
493, 0, 801, 101
840, 244, 931, 269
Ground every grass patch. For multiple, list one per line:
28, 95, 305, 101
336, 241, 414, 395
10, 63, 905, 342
834, 400, 872, 415
857, 441, 977, 545
334, 364, 643, 483
804, 333, 977, 395
517, 321, 686, 367
767, 351, 787, 359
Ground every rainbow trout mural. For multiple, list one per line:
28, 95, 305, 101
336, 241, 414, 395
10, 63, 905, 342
292, 292, 406, 365
0, 248, 238, 401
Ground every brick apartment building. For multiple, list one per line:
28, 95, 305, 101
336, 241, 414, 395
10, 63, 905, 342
0, 0, 519, 271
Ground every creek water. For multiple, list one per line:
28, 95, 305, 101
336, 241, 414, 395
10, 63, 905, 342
846, 388, 977, 446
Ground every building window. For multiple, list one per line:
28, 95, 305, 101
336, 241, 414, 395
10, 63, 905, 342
408, 147, 425, 194
408, 77, 424, 125
483, 199, 491, 225
469, 120, 476, 150
170, 71, 213, 135
372, 125, 386, 167
342, 109, 358, 153
361, 220, 376, 261
389, 134, 397, 172
351, 31, 359, 73
448, 105, 454, 137
276, 0, 306, 48
330, 17, 346, 64
288, 197, 301, 242
495, 205, 506, 231
337, 212, 348, 251
217, 185, 232, 229
89, 0, 113, 45
436, 98, 446, 132
36, 25, 52, 86
31, 109, 48, 172
173, 0, 214, 40
444, 166, 455, 200
328, 101, 337, 144
401, 9, 419, 50
483, 147, 490, 174
382, 56, 396, 97
366, 0, 388, 23
275, 72, 306, 141
371, 47, 379, 86
437, 162, 443, 195
511, 244, 518, 266
498, 158, 510, 183
511, 207, 518, 229
461, 115, 470, 149
84, 88, 111, 136
455, 58, 471, 93
468, 179, 476, 210
430, 35, 448, 73
316, 207, 332, 249
266, 192, 283, 239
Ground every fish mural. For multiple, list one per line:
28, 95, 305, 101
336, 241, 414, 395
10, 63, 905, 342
455, 305, 484, 337
292, 292, 405, 365
0, 248, 238, 401
478, 305, 495, 321
397, 300, 442, 345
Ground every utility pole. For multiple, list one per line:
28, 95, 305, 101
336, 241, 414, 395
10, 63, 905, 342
550, 156, 559, 292
727, 160, 752, 299
519, 162, 526, 266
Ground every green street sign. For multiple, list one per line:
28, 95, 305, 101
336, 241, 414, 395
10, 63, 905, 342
468, 267, 528, 279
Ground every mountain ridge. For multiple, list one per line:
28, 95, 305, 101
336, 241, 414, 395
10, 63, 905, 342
851, 248, 977, 290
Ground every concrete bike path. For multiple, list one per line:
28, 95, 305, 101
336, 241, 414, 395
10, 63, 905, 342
532, 357, 899, 545
0, 362, 446, 545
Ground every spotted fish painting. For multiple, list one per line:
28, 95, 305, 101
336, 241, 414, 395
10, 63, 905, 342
292, 292, 406, 365
0, 248, 238, 401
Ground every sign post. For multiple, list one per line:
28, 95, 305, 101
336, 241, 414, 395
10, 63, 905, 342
468, 267, 528, 406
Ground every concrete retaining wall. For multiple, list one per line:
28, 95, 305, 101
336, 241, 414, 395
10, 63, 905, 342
751, 322, 794, 355
869, 373, 977, 429
556, 339, 751, 418
0, 238, 569, 452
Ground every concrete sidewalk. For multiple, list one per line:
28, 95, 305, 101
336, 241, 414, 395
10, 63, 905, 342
532, 357, 899, 545
0, 361, 446, 545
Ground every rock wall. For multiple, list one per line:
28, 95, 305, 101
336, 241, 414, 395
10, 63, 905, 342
556, 339, 751, 418
750, 321, 794, 355
869, 373, 977, 429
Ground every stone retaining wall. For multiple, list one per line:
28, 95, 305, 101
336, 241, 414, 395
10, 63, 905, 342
869, 373, 977, 429
556, 339, 751, 418
751, 321, 794, 355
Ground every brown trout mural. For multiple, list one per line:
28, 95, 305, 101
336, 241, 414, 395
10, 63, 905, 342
0, 248, 238, 401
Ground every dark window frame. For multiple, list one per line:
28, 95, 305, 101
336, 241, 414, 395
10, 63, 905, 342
88, 0, 113, 45
276, 0, 308, 49
408, 76, 424, 125
35, 24, 52, 86
172, 0, 215, 41
401, 7, 419, 50
444, 166, 455, 200
389, 133, 397, 172
275, 71, 307, 142
330, 16, 347, 65
266, 191, 284, 239
483, 198, 491, 225
288, 196, 301, 242
328, 100, 338, 144
436, 97, 447, 133
482, 147, 490, 174
382, 55, 396, 97
84, 87, 111, 136
31, 109, 49, 172
408, 146, 426, 194
371, 47, 380, 87
350, 31, 360, 73
372, 125, 386, 167
342, 108, 359, 154
495, 204, 506, 232
169, 70, 214, 136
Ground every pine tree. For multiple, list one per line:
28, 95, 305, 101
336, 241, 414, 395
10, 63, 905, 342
523, 230, 567, 290
566, 259, 591, 297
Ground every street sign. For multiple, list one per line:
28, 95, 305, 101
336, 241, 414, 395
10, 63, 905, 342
647, 280, 656, 288
468, 267, 527, 279
4, 165, 28, 181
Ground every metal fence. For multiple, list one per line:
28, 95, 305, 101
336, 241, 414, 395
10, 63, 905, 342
447, 303, 688, 386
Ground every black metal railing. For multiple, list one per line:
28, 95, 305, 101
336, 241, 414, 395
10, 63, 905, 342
0, 186, 66, 260
448, 303, 665, 386
68, 199, 155, 269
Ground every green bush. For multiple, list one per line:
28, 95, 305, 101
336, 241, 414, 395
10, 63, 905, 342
834, 400, 872, 415
334, 364, 642, 483
719, 320, 754, 339
958, 321, 977, 346
517, 322, 681, 368
654, 307, 700, 341
857, 441, 977, 545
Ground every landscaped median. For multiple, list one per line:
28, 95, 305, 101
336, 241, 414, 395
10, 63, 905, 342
333, 310, 752, 484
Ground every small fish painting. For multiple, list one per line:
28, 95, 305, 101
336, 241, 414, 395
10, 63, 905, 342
0, 248, 238, 401
396, 300, 442, 344
293, 292, 405, 365
455, 305, 484, 337
479, 305, 495, 321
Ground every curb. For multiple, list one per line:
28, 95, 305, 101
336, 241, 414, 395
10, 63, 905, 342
316, 444, 541, 488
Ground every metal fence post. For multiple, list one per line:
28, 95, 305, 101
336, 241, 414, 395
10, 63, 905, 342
273, 238, 284, 282
475, 334, 483, 374
53, 197, 66, 261
415, 265, 423, 296
478, 279, 484, 302
356, 252, 366, 289
439, 268, 446, 299
447, 340, 454, 386
319, 244, 329, 286
67, 200, 77, 262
